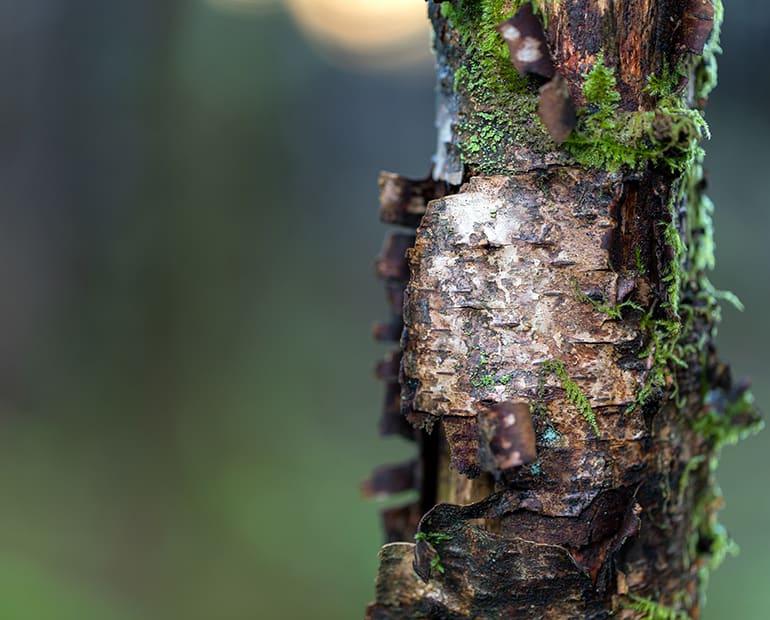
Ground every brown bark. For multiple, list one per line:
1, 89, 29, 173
366, 1, 759, 618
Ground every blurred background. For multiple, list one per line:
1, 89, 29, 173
0, 0, 766, 618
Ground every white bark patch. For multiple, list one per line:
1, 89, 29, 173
516, 37, 543, 63
403, 174, 643, 434
499, 23, 521, 43
433, 94, 463, 185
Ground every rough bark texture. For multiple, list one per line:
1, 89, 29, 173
366, 1, 760, 618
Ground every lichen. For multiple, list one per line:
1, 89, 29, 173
540, 426, 560, 446
540, 359, 600, 436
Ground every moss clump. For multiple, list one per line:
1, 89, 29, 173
620, 594, 691, 620
686, 483, 740, 609
540, 359, 600, 436
439, 0, 551, 173
694, 387, 764, 451
565, 54, 708, 172
414, 531, 453, 545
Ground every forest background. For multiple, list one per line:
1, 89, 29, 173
0, 1, 767, 618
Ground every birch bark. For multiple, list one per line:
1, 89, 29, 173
366, 2, 760, 617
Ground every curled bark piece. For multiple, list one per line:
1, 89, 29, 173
497, 4, 554, 79
372, 319, 402, 342
374, 351, 400, 383
478, 401, 537, 473
362, 461, 417, 499
378, 171, 450, 228
538, 73, 576, 144
680, 0, 715, 54
375, 233, 415, 282
379, 381, 414, 440
381, 504, 422, 544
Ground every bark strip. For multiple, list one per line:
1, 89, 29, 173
366, 1, 760, 618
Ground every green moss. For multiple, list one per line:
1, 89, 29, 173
685, 385, 762, 607
630, 308, 685, 411
635, 245, 647, 275
540, 359, 600, 436
529, 461, 542, 475
572, 278, 643, 320
439, 0, 550, 173
662, 218, 686, 316
415, 531, 453, 576
687, 484, 740, 608
430, 555, 446, 574
414, 532, 453, 545
469, 349, 512, 389
582, 52, 620, 110
677, 454, 706, 500
694, 387, 764, 450
626, 181, 695, 413
685, 157, 716, 273
565, 53, 708, 172
620, 594, 691, 620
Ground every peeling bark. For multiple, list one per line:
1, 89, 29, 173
366, 1, 760, 618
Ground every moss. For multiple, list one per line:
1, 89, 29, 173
627, 179, 695, 412
635, 245, 647, 274
620, 594, 691, 620
469, 349, 513, 389
565, 54, 708, 172
414, 532, 453, 545
529, 461, 542, 475
685, 384, 762, 607
540, 359, 600, 436
694, 387, 764, 450
430, 555, 446, 574
439, 0, 551, 173
572, 278, 643, 320
687, 483, 740, 608
415, 531, 453, 575
582, 52, 620, 110
677, 454, 706, 501
629, 309, 685, 412
662, 217, 685, 316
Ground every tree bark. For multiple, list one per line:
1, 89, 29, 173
366, 1, 760, 618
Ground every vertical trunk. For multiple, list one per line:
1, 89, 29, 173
366, 1, 760, 618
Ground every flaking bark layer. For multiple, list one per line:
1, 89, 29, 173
366, 1, 760, 618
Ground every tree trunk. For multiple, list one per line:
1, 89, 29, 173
366, 1, 760, 618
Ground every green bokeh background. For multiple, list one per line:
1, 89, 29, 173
0, 1, 766, 618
